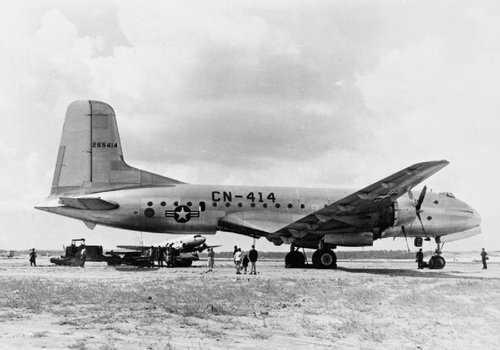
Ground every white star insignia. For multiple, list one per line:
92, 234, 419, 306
177, 207, 189, 221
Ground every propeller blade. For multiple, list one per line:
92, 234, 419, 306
416, 212, 428, 237
416, 186, 427, 212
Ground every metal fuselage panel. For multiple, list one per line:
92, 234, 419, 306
43, 185, 480, 244
45, 184, 352, 234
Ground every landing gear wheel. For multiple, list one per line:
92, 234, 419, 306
312, 249, 337, 269
285, 251, 305, 268
428, 255, 446, 269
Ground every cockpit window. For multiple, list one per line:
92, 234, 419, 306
439, 192, 455, 198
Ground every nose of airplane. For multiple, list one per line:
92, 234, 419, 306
468, 206, 482, 229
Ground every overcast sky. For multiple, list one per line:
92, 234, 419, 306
0, 0, 498, 253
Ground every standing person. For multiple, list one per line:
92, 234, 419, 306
167, 244, 175, 266
242, 254, 249, 274
233, 245, 238, 266
149, 246, 155, 268
234, 248, 242, 274
207, 248, 215, 272
29, 248, 37, 267
481, 248, 488, 269
249, 245, 258, 275
79, 245, 86, 268
415, 249, 424, 269
157, 246, 165, 267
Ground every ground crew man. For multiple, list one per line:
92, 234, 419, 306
79, 245, 86, 267
157, 245, 165, 267
416, 248, 424, 269
249, 245, 258, 275
207, 248, 215, 272
481, 248, 488, 269
29, 248, 37, 267
149, 246, 155, 268
234, 248, 242, 274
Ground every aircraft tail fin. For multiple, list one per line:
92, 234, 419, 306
50, 100, 182, 195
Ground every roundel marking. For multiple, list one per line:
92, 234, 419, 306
174, 205, 192, 223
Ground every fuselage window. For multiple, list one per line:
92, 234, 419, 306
147, 201, 153, 207
199, 202, 206, 212
212, 202, 217, 207
287, 203, 293, 209
263, 203, 268, 208
238, 203, 243, 208
251, 203, 256, 208
275, 203, 281, 209
225, 202, 230, 207
160, 201, 166, 207
174, 201, 179, 206
187, 201, 192, 207
300, 204, 305, 209
427, 216, 433, 221
144, 208, 155, 217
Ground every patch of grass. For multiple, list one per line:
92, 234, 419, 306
33, 331, 48, 338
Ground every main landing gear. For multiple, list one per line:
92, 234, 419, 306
285, 244, 337, 269
285, 245, 305, 268
428, 238, 446, 269
312, 249, 337, 269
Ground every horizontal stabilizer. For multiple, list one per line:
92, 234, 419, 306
59, 197, 119, 210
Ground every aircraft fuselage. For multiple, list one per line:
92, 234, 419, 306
38, 184, 480, 247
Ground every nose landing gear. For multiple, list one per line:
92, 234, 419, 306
428, 238, 446, 269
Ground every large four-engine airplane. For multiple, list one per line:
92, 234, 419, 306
36, 101, 481, 269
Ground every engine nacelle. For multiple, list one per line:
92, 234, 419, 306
324, 232, 373, 246
393, 197, 417, 227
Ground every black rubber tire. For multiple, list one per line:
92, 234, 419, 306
285, 251, 305, 268
313, 249, 337, 269
312, 250, 321, 267
428, 255, 446, 269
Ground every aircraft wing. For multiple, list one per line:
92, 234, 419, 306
218, 211, 299, 238
116, 245, 148, 251
273, 160, 449, 238
206, 245, 222, 249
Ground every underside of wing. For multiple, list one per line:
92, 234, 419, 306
218, 211, 302, 238
268, 160, 449, 247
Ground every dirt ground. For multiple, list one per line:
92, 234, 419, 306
0, 255, 498, 350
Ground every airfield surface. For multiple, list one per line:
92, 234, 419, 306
0, 256, 499, 350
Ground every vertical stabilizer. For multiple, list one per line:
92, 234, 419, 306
51, 100, 182, 195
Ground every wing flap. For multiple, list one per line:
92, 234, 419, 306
218, 212, 295, 237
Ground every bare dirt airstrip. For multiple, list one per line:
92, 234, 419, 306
0, 255, 499, 350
